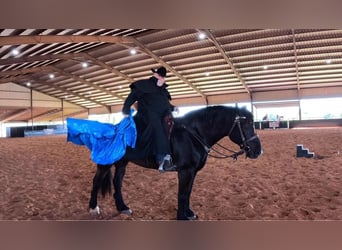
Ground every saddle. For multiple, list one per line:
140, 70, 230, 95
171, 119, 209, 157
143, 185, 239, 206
164, 113, 175, 139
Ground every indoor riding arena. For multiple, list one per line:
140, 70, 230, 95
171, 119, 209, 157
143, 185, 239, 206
1, 29, 342, 221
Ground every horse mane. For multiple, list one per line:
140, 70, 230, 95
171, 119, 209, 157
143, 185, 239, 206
176, 105, 248, 126
174, 105, 253, 139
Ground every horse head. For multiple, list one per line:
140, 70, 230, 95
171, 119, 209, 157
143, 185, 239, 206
228, 107, 262, 159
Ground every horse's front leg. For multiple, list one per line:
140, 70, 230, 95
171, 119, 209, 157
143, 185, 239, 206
177, 168, 198, 220
113, 160, 132, 215
89, 164, 112, 216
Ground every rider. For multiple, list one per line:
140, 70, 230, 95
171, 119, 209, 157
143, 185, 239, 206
122, 66, 178, 172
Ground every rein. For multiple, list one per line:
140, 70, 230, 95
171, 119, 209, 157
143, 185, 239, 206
181, 115, 257, 160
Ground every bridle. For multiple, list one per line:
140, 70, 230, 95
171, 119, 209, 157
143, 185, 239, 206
226, 115, 259, 155
182, 115, 259, 160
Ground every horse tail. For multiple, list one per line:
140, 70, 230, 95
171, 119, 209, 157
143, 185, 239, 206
96, 164, 112, 197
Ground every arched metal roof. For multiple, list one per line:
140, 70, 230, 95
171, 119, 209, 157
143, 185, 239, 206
1, 29, 342, 122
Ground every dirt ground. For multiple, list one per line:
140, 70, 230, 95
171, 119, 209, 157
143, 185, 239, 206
0, 127, 341, 220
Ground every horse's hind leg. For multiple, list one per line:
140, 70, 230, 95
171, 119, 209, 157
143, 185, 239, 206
89, 164, 112, 216
113, 160, 132, 215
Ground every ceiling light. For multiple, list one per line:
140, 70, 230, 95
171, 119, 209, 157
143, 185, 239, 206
130, 49, 137, 55
263, 65, 268, 70
82, 62, 88, 68
11, 48, 19, 56
326, 59, 332, 64
49, 74, 55, 79
26, 82, 31, 87
205, 72, 210, 76
198, 33, 206, 40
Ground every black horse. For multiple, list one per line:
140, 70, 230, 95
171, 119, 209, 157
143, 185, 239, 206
88, 105, 262, 220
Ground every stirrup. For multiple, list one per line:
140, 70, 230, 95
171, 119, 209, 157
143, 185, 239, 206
158, 154, 177, 173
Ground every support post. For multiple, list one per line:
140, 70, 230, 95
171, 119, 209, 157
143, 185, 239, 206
30, 87, 33, 131
61, 98, 64, 127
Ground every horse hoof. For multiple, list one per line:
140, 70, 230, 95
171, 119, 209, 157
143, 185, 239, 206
89, 206, 100, 216
187, 214, 198, 220
120, 209, 133, 215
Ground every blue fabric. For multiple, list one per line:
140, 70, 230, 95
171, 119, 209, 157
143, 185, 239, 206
66, 112, 136, 165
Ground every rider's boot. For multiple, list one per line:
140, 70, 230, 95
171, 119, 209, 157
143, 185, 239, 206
157, 154, 177, 173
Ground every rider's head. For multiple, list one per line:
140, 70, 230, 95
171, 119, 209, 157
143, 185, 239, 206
151, 67, 167, 86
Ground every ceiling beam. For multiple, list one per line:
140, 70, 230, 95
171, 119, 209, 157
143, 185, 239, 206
65, 109, 89, 117
0, 35, 133, 46
0, 52, 134, 92
0, 108, 31, 122
128, 37, 208, 103
80, 52, 135, 82
29, 108, 63, 121
2, 65, 125, 103
1, 64, 126, 111
50, 66, 125, 101
0, 75, 27, 84
204, 29, 251, 95
0, 66, 49, 77
0, 53, 83, 66
25, 77, 108, 108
